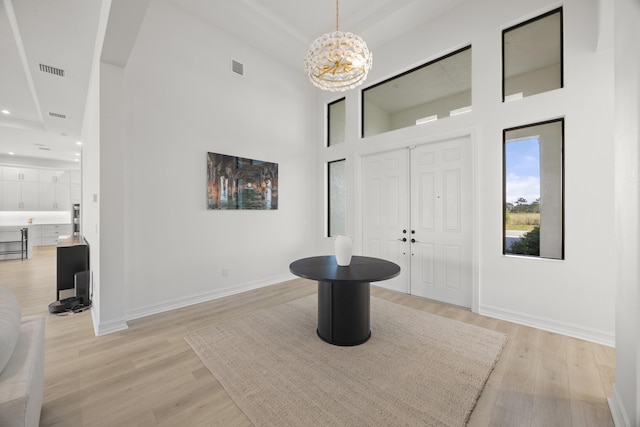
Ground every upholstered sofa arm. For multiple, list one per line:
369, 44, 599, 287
0, 314, 45, 427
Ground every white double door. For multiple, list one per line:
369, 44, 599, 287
362, 137, 473, 308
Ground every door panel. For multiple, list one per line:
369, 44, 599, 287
362, 150, 410, 293
443, 244, 462, 290
410, 138, 472, 307
419, 172, 435, 230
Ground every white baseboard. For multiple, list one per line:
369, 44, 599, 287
124, 274, 296, 322
608, 384, 632, 427
479, 304, 615, 347
91, 308, 129, 336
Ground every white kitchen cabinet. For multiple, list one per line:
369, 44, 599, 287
2, 181, 39, 210
1, 165, 79, 212
70, 170, 81, 185
39, 224, 72, 246
29, 225, 42, 246
70, 184, 81, 203
39, 170, 70, 184
39, 182, 70, 211
2, 167, 39, 182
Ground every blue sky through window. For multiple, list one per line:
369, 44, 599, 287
505, 137, 540, 205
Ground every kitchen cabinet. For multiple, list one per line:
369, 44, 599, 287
70, 170, 81, 204
70, 170, 81, 185
29, 226, 42, 246
39, 170, 70, 184
2, 181, 39, 210
1, 167, 39, 182
40, 224, 72, 246
39, 182, 71, 210
0, 165, 80, 212
70, 184, 80, 203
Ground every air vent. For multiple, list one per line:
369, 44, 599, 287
48, 112, 66, 119
38, 147, 51, 151
39, 63, 65, 77
232, 60, 244, 76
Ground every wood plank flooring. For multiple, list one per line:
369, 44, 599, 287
0, 246, 615, 426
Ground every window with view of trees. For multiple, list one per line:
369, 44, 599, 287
503, 119, 563, 259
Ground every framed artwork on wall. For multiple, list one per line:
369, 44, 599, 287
207, 152, 278, 210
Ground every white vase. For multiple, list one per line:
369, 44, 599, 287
334, 235, 353, 266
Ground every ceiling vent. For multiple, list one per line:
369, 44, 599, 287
39, 63, 65, 77
48, 112, 66, 119
38, 147, 51, 151
232, 60, 244, 76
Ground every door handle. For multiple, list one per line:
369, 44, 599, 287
411, 238, 418, 243
398, 238, 407, 242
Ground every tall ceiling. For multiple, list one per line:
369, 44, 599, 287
0, 0, 469, 164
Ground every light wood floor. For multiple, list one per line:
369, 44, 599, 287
0, 246, 614, 426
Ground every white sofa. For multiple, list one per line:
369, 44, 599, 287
0, 287, 45, 427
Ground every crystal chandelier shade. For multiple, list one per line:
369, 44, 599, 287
304, 1, 373, 91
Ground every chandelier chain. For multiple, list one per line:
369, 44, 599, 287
335, 0, 339, 31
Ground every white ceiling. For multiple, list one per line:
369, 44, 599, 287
0, 0, 102, 165
0, 0, 472, 164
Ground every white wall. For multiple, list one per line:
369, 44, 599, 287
96, 0, 317, 321
610, 0, 640, 424
315, 0, 616, 345
81, 0, 111, 335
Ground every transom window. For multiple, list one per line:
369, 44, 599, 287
503, 8, 563, 101
362, 46, 472, 138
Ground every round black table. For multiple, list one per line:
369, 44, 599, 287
289, 255, 401, 346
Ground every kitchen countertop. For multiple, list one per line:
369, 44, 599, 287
0, 222, 71, 228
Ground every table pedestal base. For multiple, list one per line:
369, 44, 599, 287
317, 280, 370, 346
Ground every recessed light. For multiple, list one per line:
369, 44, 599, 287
75, 153, 80, 156
1, 110, 10, 115
76, 141, 82, 146
74, 159, 79, 162
8, 152, 14, 155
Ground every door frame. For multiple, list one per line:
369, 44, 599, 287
353, 130, 480, 313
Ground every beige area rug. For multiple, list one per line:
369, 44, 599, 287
185, 295, 507, 426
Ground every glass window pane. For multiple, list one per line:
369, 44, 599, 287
328, 98, 345, 147
362, 46, 471, 138
504, 119, 563, 259
328, 159, 346, 237
503, 8, 563, 101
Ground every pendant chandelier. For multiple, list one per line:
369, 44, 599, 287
304, 0, 373, 91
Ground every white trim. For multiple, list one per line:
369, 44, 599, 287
480, 304, 615, 347
608, 384, 632, 427
91, 308, 128, 336
124, 274, 296, 322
